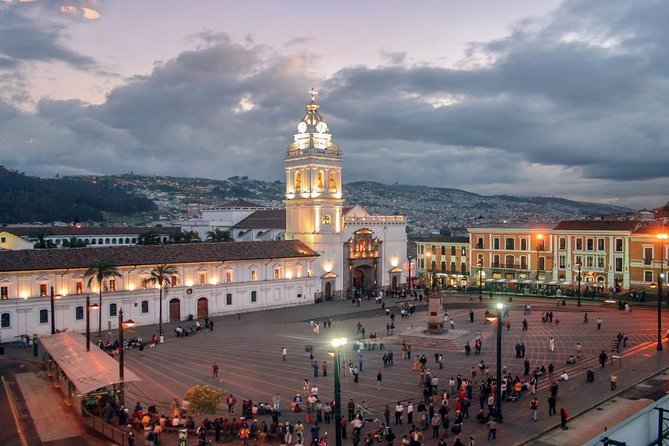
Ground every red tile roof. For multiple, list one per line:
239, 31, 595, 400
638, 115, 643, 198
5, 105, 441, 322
552, 221, 640, 231
3, 226, 180, 237
0, 240, 318, 272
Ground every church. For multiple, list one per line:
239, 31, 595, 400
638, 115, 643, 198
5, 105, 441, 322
283, 90, 407, 299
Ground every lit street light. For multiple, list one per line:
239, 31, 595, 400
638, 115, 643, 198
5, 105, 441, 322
575, 261, 582, 307
118, 309, 136, 405
85, 294, 99, 352
535, 234, 544, 281
407, 255, 412, 291
331, 337, 347, 446
657, 233, 667, 351
49, 286, 62, 335
478, 258, 483, 303
495, 302, 504, 422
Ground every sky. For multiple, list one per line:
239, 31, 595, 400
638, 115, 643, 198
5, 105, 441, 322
0, 0, 667, 210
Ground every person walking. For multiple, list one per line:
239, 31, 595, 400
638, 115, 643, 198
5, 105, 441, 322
575, 343, 582, 361
486, 418, 497, 440
560, 408, 569, 430
529, 397, 539, 421
377, 370, 383, 390
431, 413, 441, 438
548, 337, 555, 352
583, 313, 589, 323
548, 395, 557, 416
610, 374, 618, 390
322, 361, 328, 377
282, 347, 287, 361
313, 361, 320, 377
212, 362, 219, 378
599, 350, 608, 368
596, 317, 602, 330
394, 402, 404, 425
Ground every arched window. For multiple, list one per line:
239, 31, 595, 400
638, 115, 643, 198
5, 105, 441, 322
505, 238, 515, 250
75, 306, 84, 320
329, 172, 336, 189
317, 170, 324, 189
294, 171, 302, 190
39, 309, 48, 324
112, 238, 117, 244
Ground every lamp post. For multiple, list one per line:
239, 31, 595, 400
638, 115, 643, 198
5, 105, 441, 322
478, 258, 483, 302
575, 261, 582, 307
657, 234, 667, 351
118, 309, 136, 405
85, 295, 99, 352
425, 252, 432, 289
331, 338, 347, 446
408, 255, 412, 291
495, 302, 504, 422
49, 286, 62, 335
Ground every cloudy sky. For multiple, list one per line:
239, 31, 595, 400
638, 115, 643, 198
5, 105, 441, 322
0, 0, 667, 209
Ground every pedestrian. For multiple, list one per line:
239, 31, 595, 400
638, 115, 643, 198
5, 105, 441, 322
358, 354, 364, 372
610, 374, 618, 390
548, 395, 556, 416
522, 319, 528, 331
282, 347, 287, 361
377, 370, 383, 390
583, 313, 589, 323
575, 342, 582, 360
450, 319, 455, 330
599, 350, 608, 368
529, 397, 539, 421
524, 359, 530, 376
469, 309, 474, 323
348, 399, 355, 421
212, 362, 219, 378
486, 418, 497, 440
394, 402, 404, 425
597, 317, 602, 330
548, 337, 555, 352
322, 361, 328, 377
384, 405, 391, 425
560, 408, 569, 430
313, 361, 320, 377
126, 425, 135, 446
431, 413, 441, 438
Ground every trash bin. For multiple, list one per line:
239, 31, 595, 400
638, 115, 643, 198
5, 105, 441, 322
587, 370, 595, 382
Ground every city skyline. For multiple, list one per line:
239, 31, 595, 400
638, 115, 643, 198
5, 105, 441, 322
0, 0, 667, 209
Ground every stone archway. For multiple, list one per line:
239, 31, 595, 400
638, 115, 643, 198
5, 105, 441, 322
325, 282, 332, 300
197, 297, 209, 319
392, 276, 398, 290
352, 265, 375, 292
169, 298, 181, 322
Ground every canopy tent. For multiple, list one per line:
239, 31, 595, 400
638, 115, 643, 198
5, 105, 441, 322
40, 332, 141, 395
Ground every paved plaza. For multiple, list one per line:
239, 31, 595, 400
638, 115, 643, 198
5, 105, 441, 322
115, 293, 669, 445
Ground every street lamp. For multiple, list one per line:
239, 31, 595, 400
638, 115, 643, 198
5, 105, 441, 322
408, 255, 412, 291
657, 234, 667, 351
331, 337, 347, 446
49, 286, 63, 335
495, 302, 504, 422
478, 258, 483, 302
85, 295, 99, 352
118, 309, 136, 405
535, 234, 544, 281
425, 252, 432, 289
575, 261, 582, 307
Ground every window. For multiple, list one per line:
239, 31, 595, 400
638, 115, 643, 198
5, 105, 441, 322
76, 281, 83, 294
328, 172, 336, 189
440, 261, 446, 273
477, 237, 484, 249
40, 284, 48, 297
461, 262, 467, 275
39, 309, 48, 324
505, 238, 515, 250
559, 238, 566, 250
597, 239, 605, 251
538, 257, 545, 271
251, 270, 257, 281
226, 293, 232, 305
461, 247, 467, 256
109, 303, 117, 317
615, 258, 623, 272
644, 247, 653, 265
431, 261, 436, 272
559, 255, 566, 269
615, 238, 623, 252
0, 237, 5, 243
586, 238, 594, 251
586, 257, 594, 268
520, 239, 527, 251
141, 301, 149, 313
323, 215, 331, 224
597, 257, 605, 268
1, 313, 9, 328
226, 271, 233, 283
0, 286, 8, 300
493, 238, 500, 250
109, 279, 116, 292
493, 255, 500, 267
251, 291, 257, 303
576, 238, 583, 250
521, 256, 528, 270
575, 255, 582, 266
451, 262, 456, 274
505, 255, 514, 268
75, 306, 84, 320
199, 273, 206, 286
274, 268, 281, 279
441, 246, 446, 256
645, 271, 653, 282
451, 246, 456, 256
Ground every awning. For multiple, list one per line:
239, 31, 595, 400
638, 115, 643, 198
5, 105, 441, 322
521, 280, 534, 284
508, 279, 519, 283
495, 279, 507, 283
485, 278, 495, 282
40, 332, 142, 395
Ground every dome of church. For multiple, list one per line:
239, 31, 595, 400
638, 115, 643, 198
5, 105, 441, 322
296, 89, 329, 134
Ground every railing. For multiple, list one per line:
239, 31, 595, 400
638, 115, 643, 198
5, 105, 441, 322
491, 263, 523, 269
81, 406, 130, 446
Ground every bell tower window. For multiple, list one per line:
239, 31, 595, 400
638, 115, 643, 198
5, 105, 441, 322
329, 172, 336, 190
294, 171, 302, 190
317, 171, 325, 189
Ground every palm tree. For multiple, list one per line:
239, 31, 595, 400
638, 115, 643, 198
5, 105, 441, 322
171, 230, 200, 244
206, 228, 232, 242
62, 236, 88, 248
147, 264, 178, 335
137, 230, 161, 245
84, 259, 121, 337
28, 228, 55, 249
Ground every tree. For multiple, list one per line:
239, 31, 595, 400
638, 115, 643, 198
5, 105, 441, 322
171, 230, 200, 244
185, 385, 226, 415
28, 228, 56, 249
62, 236, 88, 248
137, 230, 161, 245
206, 228, 232, 242
147, 263, 178, 335
84, 259, 121, 337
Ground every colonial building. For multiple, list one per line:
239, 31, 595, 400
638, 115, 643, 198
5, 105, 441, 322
180, 199, 279, 240
0, 240, 318, 339
415, 236, 470, 288
283, 90, 407, 299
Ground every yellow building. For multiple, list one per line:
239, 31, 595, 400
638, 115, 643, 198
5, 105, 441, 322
416, 236, 469, 288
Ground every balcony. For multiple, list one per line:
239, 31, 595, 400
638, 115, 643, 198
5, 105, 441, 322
491, 262, 525, 270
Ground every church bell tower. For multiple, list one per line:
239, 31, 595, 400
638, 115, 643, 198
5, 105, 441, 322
285, 89, 344, 296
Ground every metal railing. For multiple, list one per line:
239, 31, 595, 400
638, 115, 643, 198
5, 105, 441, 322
81, 406, 130, 446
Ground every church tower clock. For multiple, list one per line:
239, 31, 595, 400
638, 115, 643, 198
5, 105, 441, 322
284, 89, 344, 298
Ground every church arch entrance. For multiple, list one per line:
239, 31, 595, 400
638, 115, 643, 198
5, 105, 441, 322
352, 265, 375, 293
197, 297, 209, 319
169, 298, 181, 322
392, 276, 398, 290
325, 282, 332, 300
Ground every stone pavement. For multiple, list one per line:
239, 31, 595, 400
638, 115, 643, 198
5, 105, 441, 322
4, 293, 669, 445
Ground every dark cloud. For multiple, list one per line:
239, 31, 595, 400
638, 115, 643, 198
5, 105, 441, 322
0, 1, 667, 209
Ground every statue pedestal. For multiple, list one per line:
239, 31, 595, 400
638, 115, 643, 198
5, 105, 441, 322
426, 293, 445, 333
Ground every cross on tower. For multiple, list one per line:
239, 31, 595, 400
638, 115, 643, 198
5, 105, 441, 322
309, 87, 318, 102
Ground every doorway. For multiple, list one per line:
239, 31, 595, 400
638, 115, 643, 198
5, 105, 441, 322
169, 298, 181, 322
197, 297, 209, 319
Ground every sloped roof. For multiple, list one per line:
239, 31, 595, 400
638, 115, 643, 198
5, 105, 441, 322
3, 226, 180, 237
0, 240, 317, 272
231, 209, 286, 229
419, 236, 469, 244
553, 220, 640, 231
